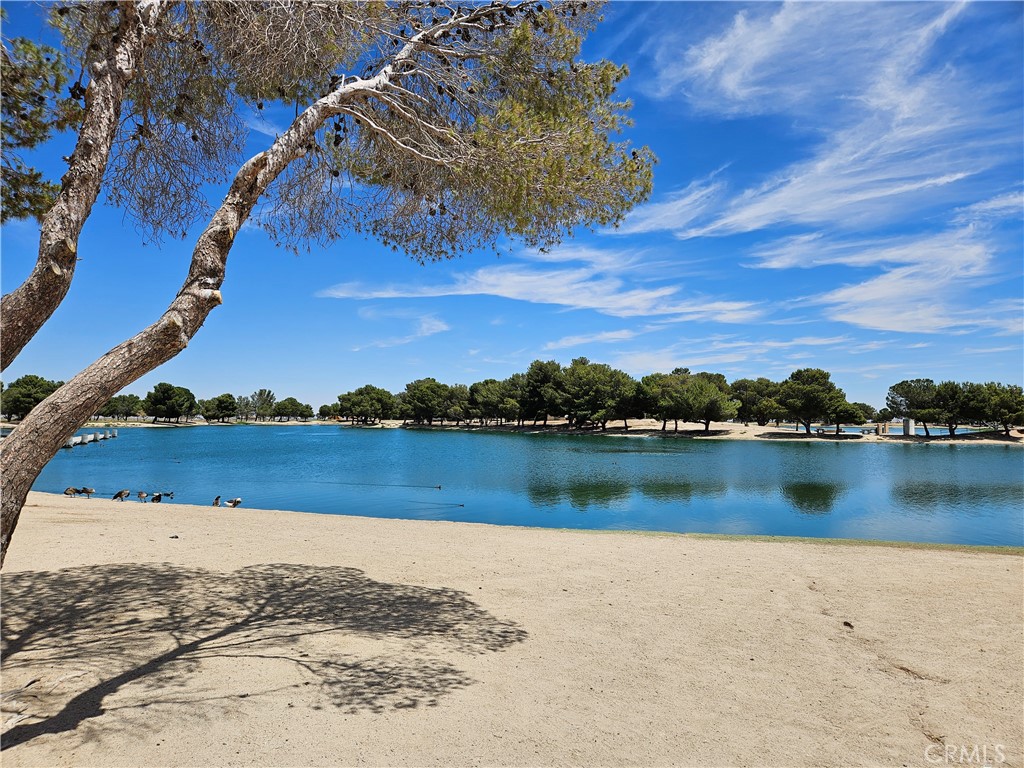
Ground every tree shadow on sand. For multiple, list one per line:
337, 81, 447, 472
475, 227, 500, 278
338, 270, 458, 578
1, 562, 527, 748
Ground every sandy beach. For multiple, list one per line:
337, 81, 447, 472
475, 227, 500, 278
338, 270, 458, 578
2, 492, 1022, 767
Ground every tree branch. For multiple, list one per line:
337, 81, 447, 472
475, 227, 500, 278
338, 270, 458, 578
0, 1, 167, 372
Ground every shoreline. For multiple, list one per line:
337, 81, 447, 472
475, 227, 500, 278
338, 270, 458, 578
18, 492, 1024, 556
5, 417, 1022, 447
3, 493, 1022, 767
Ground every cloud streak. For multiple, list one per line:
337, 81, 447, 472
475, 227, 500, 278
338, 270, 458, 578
319, 250, 763, 325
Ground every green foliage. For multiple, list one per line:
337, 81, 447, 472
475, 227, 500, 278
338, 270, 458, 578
337, 384, 397, 424
402, 378, 448, 424
49, 2, 654, 255
443, 384, 471, 425
681, 374, 739, 432
99, 393, 143, 420
143, 382, 180, 422
234, 395, 253, 421
638, 371, 687, 429
523, 360, 564, 424
730, 377, 784, 426
1, 374, 64, 419
980, 382, 1024, 435
500, 373, 528, 425
932, 381, 987, 436
886, 379, 939, 434
828, 400, 867, 434
318, 402, 341, 420
250, 389, 276, 422
780, 368, 845, 434
850, 402, 878, 422
272, 396, 311, 421
561, 357, 635, 429
199, 393, 236, 422
469, 378, 505, 424
1, 11, 82, 222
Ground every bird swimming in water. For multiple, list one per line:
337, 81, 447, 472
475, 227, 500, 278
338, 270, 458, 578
212, 496, 221, 507
225, 497, 242, 508
80, 487, 95, 498
137, 491, 148, 502
112, 489, 130, 501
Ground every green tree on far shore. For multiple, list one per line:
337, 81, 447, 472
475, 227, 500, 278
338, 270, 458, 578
981, 382, 1024, 435
682, 373, 738, 432
199, 393, 237, 422
1, 375, 63, 420
886, 379, 939, 436
99, 393, 143, 421
780, 368, 844, 435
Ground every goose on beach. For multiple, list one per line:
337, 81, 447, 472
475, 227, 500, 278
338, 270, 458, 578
137, 491, 148, 503
64, 487, 79, 498
212, 496, 221, 507
225, 497, 242, 508
80, 487, 95, 498
112, 489, 130, 501
152, 493, 162, 503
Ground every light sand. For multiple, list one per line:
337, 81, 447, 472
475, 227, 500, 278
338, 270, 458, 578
2, 492, 1021, 767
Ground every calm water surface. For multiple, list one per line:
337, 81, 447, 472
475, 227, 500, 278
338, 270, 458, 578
32, 425, 1024, 546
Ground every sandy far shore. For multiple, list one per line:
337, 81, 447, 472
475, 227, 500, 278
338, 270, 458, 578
8, 418, 1021, 445
2, 493, 1021, 768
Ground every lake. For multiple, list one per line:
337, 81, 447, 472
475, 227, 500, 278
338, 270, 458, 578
31, 425, 1024, 546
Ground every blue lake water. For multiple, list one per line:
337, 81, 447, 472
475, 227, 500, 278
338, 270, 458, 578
30, 425, 1024, 546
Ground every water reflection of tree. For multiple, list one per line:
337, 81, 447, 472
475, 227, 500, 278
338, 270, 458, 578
891, 482, 1017, 512
637, 480, 727, 502
526, 480, 631, 510
1, 563, 526, 748
781, 482, 846, 515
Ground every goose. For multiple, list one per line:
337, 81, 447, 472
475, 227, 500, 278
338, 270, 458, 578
225, 497, 242, 508
64, 487, 79, 498
212, 495, 221, 507
80, 487, 95, 498
112, 489, 130, 501
137, 491, 148, 502
151, 493, 162, 503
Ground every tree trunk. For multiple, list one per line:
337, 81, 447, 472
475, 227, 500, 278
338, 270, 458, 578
922, 422, 930, 437
835, 423, 842, 435
703, 419, 710, 432
0, 67, 364, 564
1, 2, 165, 371
804, 421, 812, 434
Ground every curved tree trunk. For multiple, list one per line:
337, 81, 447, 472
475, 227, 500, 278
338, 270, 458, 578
1, 1, 165, 371
0, 76, 357, 565
0, 4, 510, 566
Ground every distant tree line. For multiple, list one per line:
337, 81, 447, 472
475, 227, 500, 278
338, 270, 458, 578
4, 365, 1021, 436
0, 378, 314, 424
321, 359, 1024, 436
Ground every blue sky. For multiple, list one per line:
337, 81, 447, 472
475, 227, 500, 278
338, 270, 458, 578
2, 1, 1022, 411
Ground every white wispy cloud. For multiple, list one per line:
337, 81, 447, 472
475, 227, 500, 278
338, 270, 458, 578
952, 190, 1024, 225
244, 113, 285, 139
608, 334, 854, 379
627, 2, 1016, 239
319, 256, 762, 325
612, 175, 725, 236
351, 310, 450, 351
543, 329, 644, 351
